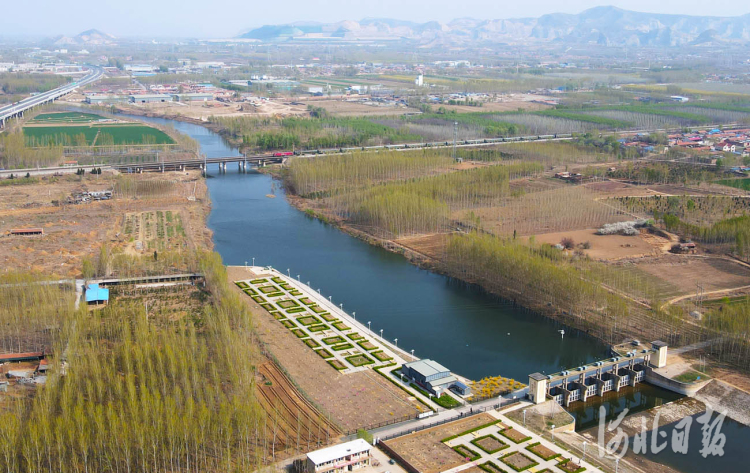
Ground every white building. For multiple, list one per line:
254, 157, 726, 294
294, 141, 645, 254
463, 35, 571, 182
306, 439, 371, 473
415, 74, 424, 87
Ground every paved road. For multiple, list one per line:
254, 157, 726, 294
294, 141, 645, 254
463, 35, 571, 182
0, 66, 102, 127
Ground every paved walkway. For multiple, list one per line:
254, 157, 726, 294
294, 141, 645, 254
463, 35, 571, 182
440, 404, 604, 473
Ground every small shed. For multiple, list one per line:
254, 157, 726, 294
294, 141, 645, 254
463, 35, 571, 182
85, 283, 109, 306
9, 228, 44, 236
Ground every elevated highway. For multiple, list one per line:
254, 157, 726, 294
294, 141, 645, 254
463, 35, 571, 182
0, 66, 102, 128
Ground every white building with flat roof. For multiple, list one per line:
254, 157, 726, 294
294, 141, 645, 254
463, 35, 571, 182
306, 439, 371, 473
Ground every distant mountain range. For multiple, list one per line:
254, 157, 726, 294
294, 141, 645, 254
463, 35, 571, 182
238, 6, 750, 47
53, 29, 116, 46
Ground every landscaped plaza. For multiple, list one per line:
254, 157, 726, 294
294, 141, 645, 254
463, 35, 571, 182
235, 267, 405, 374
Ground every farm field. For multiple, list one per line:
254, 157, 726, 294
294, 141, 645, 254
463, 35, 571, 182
122, 210, 187, 252
29, 111, 110, 124
24, 124, 175, 146
526, 228, 667, 260
0, 171, 209, 277
636, 257, 750, 297
23, 111, 175, 146
255, 361, 340, 460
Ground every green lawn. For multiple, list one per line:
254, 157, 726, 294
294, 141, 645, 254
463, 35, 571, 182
673, 370, 710, 383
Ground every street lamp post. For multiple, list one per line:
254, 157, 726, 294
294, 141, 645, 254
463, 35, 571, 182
380, 329, 383, 340
411, 349, 415, 359
352, 311, 356, 321
368, 321, 371, 333
286, 268, 290, 277
582, 441, 587, 462
252, 257, 255, 266
297, 274, 300, 281
394, 338, 398, 348
551, 425, 555, 441
523, 409, 527, 427
245, 261, 247, 269
339, 303, 343, 311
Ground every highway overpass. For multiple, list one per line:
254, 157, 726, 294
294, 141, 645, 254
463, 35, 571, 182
0, 66, 103, 128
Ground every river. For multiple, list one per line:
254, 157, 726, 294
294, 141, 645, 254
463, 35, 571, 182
129, 115, 750, 472
133, 114, 608, 382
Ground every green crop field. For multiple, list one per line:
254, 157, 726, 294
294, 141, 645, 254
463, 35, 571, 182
23, 126, 100, 146
30, 112, 107, 123
94, 125, 174, 145
24, 111, 174, 147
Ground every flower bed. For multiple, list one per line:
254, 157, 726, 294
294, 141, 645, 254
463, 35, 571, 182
371, 351, 393, 362
500, 452, 538, 472
258, 285, 282, 294
242, 288, 257, 296
331, 321, 350, 331
345, 353, 375, 367
291, 328, 308, 339
452, 445, 480, 461
331, 343, 354, 351
290, 290, 303, 296
319, 312, 336, 322
304, 338, 320, 348
297, 315, 322, 326
499, 427, 532, 444
281, 319, 296, 329
322, 336, 345, 345
271, 312, 285, 320
276, 300, 299, 309
251, 295, 266, 304
285, 307, 307, 314
471, 435, 508, 454
328, 360, 347, 371
265, 292, 284, 298
308, 324, 329, 333
478, 462, 504, 473
250, 278, 268, 284
260, 303, 275, 312
271, 276, 284, 284
357, 340, 378, 351
310, 305, 326, 314
347, 333, 364, 341
235, 281, 249, 289
557, 458, 586, 473
299, 297, 314, 306
442, 420, 503, 442
315, 348, 334, 359
279, 283, 293, 291
526, 442, 561, 461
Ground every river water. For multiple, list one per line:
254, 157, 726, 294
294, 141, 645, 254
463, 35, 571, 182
128, 115, 747, 472
134, 115, 607, 382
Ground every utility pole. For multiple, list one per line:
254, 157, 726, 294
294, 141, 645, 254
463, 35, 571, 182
452, 121, 458, 160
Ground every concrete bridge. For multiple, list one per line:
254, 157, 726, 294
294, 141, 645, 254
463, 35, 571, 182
528, 340, 669, 407
0, 67, 102, 129
111, 155, 285, 174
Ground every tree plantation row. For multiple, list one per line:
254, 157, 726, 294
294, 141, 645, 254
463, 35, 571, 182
0, 254, 303, 472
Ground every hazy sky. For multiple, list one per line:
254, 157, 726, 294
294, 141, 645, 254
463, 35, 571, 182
1, 0, 748, 38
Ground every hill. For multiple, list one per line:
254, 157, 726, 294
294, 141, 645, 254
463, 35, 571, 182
238, 6, 750, 47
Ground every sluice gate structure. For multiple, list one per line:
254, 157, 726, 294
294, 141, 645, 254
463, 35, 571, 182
528, 340, 668, 407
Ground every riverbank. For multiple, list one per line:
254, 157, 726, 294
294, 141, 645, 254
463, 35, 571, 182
275, 173, 610, 345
